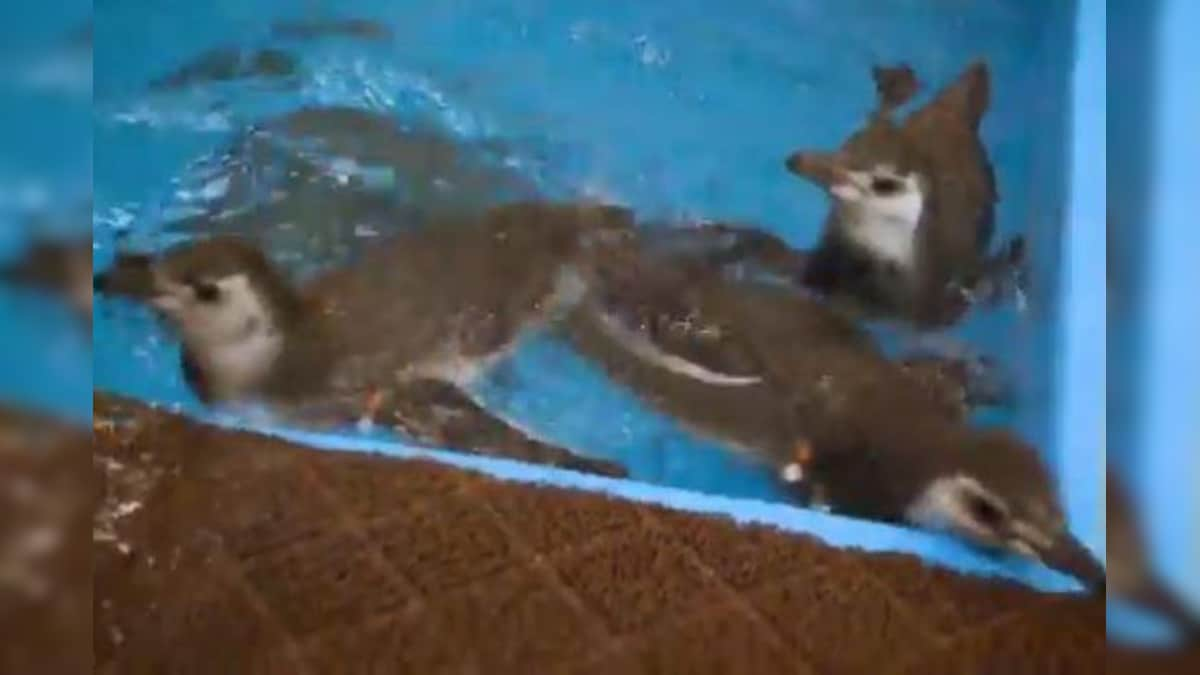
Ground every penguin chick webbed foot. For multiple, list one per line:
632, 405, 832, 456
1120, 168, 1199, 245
389, 379, 628, 478
962, 234, 1030, 313
636, 222, 812, 284
897, 351, 1015, 421
895, 331, 1015, 414
872, 63, 920, 117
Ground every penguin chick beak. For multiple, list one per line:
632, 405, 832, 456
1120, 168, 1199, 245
1026, 529, 1106, 592
94, 253, 158, 300
785, 151, 852, 190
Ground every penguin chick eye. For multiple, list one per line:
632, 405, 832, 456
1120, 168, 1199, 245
189, 279, 222, 303
966, 493, 1008, 530
870, 176, 904, 196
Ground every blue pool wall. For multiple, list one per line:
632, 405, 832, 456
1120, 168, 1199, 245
1056, 0, 1104, 572
1104, 0, 1200, 635
1107, 1, 1155, 490
0, 0, 92, 423
1137, 0, 1200, 610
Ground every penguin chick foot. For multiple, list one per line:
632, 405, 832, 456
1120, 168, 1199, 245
392, 379, 629, 478
964, 235, 1030, 313
872, 63, 920, 115
897, 341, 1016, 415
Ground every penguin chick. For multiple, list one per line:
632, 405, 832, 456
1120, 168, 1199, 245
1107, 470, 1200, 641
565, 251, 1102, 587
786, 61, 1025, 328
94, 202, 634, 477
1, 237, 93, 323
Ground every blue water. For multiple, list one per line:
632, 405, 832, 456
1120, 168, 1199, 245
2, 0, 1113, 599
0, 0, 92, 421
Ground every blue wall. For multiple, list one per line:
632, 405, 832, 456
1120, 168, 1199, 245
1138, 0, 1200, 610
1056, 0, 1104, 567
1106, 0, 1200, 640
1107, 1, 1156, 486
0, 1, 92, 422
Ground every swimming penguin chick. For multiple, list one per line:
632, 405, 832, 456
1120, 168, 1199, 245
564, 251, 1103, 587
785, 61, 1026, 328
1, 237, 93, 323
1107, 470, 1200, 640
93, 202, 634, 477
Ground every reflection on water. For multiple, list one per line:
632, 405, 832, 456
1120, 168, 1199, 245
150, 47, 299, 92
161, 106, 539, 276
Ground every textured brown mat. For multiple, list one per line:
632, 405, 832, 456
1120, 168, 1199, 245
76, 395, 1188, 673
0, 407, 91, 675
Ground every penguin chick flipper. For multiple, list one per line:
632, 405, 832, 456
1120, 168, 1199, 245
896, 352, 1015, 420
872, 64, 920, 115
693, 225, 810, 281
392, 379, 629, 478
895, 357, 972, 422
643, 224, 811, 282
964, 235, 1030, 312
899, 331, 980, 365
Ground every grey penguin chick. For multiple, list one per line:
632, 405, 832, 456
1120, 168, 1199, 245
94, 202, 633, 477
785, 61, 1027, 329
1107, 470, 1200, 641
565, 246, 1103, 588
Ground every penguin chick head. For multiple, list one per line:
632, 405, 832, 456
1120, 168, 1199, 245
95, 237, 303, 400
787, 137, 927, 270
905, 429, 1105, 590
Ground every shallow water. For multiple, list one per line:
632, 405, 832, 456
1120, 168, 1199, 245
9, 1, 1077, 503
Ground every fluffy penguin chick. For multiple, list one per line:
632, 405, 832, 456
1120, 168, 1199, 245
565, 250, 1103, 588
785, 61, 1026, 328
94, 202, 634, 477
